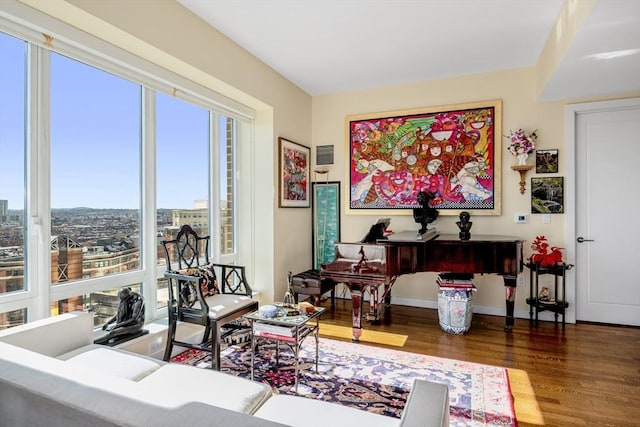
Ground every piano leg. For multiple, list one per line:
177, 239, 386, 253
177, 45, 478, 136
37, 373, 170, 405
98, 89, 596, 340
366, 284, 381, 324
503, 275, 517, 332
348, 284, 365, 342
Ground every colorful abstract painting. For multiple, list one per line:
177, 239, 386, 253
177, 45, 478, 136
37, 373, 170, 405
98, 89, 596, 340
279, 137, 310, 208
347, 100, 501, 215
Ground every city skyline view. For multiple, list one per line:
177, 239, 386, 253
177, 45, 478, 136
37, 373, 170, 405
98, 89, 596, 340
1, 32, 228, 212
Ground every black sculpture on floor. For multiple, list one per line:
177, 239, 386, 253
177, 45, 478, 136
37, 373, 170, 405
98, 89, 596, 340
94, 287, 145, 345
456, 211, 473, 240
413, 191, 439, 235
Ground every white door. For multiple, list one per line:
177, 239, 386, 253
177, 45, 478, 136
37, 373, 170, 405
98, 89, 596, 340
569, 98, 640, 326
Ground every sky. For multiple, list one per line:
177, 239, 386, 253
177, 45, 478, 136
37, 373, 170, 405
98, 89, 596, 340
1, 30, 227, 211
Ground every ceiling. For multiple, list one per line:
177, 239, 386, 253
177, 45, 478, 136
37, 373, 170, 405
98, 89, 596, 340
178, 0, 640, 101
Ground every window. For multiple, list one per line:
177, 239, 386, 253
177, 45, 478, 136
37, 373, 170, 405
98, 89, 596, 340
155, 93, 210, 310
0, 13, 253, 330
0, 31, 28, 329
156, 91, 210, 264
0, 32, 27, 304
219, 115, 236, 255
49, 53, 142, 318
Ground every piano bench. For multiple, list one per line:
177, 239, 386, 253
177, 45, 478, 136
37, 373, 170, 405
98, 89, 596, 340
291, 269, 336, 310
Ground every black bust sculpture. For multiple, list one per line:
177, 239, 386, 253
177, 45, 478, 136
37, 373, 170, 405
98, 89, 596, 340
94, 287, 145, 345
456, 211, 473, 240
413, 191, 439, 235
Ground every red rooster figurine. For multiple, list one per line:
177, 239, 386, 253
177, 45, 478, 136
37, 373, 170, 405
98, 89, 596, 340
529, 235, 563, 267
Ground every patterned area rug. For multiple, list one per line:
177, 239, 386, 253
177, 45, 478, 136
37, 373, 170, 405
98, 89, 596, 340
171, 338, 516, 426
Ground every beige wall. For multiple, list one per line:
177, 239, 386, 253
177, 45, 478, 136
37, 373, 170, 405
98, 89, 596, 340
312, 67, 568, 314
312, 69, 640, 318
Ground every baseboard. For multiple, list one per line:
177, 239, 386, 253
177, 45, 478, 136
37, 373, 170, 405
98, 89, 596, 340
329, 293, 574, 324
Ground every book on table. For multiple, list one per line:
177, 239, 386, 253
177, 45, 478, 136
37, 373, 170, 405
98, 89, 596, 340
253, 322, 296, 337
254, 331, 297, 342
436, 272, 474, 288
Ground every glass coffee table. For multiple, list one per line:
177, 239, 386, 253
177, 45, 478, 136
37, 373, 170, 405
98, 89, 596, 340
246, 304, 325, 393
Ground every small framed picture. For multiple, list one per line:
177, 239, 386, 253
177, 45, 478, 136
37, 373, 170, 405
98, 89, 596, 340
278, 137, 310, 208
535, 149, 559, 173
531, 177, 564, 214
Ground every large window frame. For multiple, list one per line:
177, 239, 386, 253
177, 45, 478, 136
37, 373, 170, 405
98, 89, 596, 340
0, 11, 255, 327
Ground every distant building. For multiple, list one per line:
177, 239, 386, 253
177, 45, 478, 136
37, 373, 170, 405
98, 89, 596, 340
0, 200, 7, 222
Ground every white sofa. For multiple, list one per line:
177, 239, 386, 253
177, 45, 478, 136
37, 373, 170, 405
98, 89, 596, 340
0, 312, 449, 427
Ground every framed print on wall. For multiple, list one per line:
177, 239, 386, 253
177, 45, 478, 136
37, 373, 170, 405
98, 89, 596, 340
346, 99, 501, 215
531, 177, 564, 214
535, 149, 559, 173
312, 181, 340, 270
278, 137, 310, 208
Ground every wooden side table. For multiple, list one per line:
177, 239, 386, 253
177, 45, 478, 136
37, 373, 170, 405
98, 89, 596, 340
525, 262, 573, 329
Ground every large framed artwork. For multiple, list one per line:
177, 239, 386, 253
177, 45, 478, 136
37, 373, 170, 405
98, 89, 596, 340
278, 137, 310, 208
346, 99, 502, 215
312, 182, 340, 269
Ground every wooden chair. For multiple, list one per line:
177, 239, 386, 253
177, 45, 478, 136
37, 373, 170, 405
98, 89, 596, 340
162, 224, 258, 369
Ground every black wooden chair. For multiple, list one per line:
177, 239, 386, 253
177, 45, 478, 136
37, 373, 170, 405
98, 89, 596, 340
162, 224, 258, 369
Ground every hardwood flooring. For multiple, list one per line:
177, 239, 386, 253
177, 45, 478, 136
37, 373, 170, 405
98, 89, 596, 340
317, 299, 640, 427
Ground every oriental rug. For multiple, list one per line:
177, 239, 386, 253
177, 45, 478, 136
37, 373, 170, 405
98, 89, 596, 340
171, 338, 516, 427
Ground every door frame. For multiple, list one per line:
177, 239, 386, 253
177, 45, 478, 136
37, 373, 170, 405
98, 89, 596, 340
565, 97, 640, 324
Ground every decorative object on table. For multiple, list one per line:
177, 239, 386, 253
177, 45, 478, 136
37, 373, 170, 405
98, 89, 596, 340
529, 235, 564, 267
298, 301, 316, 314
531, 176, 564, 213
456, 211, 472, 240
258, 304, 278, 319
538, 286, 551, 301
535, 149, 559, 173
94, 287, 147, 345
312, 181, 340, 270
278, 137, 310, 208
346, 99, 501, 215
412, 191, 439, 237
283, 272, 296, 308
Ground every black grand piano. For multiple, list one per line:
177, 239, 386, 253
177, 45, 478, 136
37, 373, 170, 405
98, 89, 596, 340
320, 233, 524, 341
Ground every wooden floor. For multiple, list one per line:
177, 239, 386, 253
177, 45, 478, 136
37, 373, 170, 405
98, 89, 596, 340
317, 299, 640, 427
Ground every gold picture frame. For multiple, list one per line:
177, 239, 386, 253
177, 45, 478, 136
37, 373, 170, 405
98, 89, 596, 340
346, 99, 502, 216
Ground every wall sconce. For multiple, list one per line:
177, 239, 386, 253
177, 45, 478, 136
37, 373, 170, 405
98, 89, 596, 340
511, 165, 533, 194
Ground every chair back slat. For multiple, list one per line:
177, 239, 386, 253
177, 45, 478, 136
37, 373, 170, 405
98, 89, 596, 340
163, 225, 210, 272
